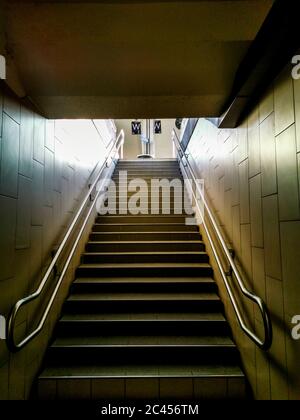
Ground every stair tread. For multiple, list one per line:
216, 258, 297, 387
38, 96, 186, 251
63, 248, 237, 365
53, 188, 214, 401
39, 364, 245, 379
92, 224, 197, 227
118, 159, 177, 161
113, 171, 182, 172
67, 292, 220, 301
52, 336, 234, 347
82, 251, 207, 256
112, 176, 182, 178
74, 277, 214, 284
87, 240, 203, 244
91, 232, 199, 235
78, 263, 212, 269
97, 215, 192, 218
112, 175, 182, 177
60, 312, 226, 321
92, 228, 198, 231
114, 192, 188, 194
113, 169, 181, 171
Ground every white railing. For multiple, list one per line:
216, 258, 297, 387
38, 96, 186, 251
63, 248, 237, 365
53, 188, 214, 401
173, 129, 272, 351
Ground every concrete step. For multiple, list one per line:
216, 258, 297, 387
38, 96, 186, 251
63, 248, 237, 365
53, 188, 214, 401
71, 277, 217, 294
46, 336, 238, 366
99, 205, 194, 212
98, 210, 195, 216
37, 364, 246, 401
112, 178, 185, 183
85, 240, 205, 252
56, 314, 230, 337
76, 262, 213, 278
64, 290, 221, 313
103, 193, 191, 199
95, 215, 195, 224
103, 197, 191, 203
113, 170, 182, 175
109, 189, 190, 195
90, 231, 201, 242
91, 223, 199, 232
81, 251, 209, 264
116, 163, 179, 168
101, 203, 193, 209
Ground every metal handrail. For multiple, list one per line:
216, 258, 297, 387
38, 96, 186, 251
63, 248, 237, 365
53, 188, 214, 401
172, 129, 272, 351
6, 130, 125, 352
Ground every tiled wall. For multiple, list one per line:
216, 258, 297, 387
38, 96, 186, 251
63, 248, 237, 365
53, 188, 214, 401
0, 88, 110, 399
187, 63, 300, 400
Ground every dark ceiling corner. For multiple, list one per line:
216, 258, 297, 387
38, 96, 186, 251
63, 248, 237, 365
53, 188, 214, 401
219, 0, 300, 129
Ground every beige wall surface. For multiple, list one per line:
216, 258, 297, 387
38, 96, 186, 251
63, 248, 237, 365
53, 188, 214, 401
116, 119, 175, 159
187, 63, 300, 400
153, 119, 175, 159
0, 89, 112, 399
115, 119, 143, 160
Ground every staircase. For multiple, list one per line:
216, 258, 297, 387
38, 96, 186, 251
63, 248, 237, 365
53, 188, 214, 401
37, 159, 247, 400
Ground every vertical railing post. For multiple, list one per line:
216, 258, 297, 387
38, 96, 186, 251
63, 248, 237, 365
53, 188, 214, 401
120, 142, 124, 160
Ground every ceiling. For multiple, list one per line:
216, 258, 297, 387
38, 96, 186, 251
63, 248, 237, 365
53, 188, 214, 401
2, 0, 274, 119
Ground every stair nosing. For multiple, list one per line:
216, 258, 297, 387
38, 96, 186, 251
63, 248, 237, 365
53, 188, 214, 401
87, 240, 203, 244
77, 263, 212, 268
82, 251, 207, 256
59, 318, 226, 323
93, 226, 198, 230
73, 277, 214, 283
90, 232, 200, 235
96, 215, 193, 217
67, 294, 220, 302
50, 344, 236, 349
39, 373, 245, 380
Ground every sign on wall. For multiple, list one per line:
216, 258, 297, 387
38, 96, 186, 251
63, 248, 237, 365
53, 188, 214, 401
131, 121, 142, 135
154, 120, 162, 134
